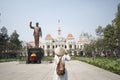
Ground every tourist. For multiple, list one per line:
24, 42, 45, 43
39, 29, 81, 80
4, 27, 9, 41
53, 47, 70, 80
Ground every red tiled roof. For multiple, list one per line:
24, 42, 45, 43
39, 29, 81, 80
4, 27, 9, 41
78, 40, 91, 43
67, 34, 74, 38
45, 34, 53, 39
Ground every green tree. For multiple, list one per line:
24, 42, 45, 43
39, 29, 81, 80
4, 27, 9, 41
103, 24, 116, 50
0, 27, 9, 52
95, 26, 103, 38
113, 3, 120, 48
9, 30, 21, 50
83, 3, 120, 57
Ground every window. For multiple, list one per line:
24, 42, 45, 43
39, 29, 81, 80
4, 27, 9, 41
69, 45, 72, 49
47, 45, 50, 49
74, 45, 76, 49
65, 45, 67, 49
53, 45, 54, 49
81, 45, 82, 49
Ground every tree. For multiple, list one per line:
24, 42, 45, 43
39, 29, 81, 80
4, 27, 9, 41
83, 3, 120, 57
9, 30, 21, 50
95, 26, 103, 38
103, 24, 116, 50
113, 3, 120, 48
0, 26, 9, 52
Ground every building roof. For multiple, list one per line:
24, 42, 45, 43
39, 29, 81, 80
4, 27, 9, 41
78, 40, 91, 43
67, 34, 74, 38
45, 34, 53, 40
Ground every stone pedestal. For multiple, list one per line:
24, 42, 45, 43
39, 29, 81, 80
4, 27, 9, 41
26, 48, 44, 64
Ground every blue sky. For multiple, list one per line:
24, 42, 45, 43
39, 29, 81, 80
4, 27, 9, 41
0, 0, 119, 42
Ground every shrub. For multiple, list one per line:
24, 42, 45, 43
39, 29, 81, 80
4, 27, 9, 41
75, 57, 120, 75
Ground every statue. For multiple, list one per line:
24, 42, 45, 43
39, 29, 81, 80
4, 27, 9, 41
29, 21, 42, 48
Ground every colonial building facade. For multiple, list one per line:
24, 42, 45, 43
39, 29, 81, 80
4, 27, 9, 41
22, 20, 94, 56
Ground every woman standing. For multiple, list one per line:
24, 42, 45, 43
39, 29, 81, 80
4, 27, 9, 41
53, 47, 70, 80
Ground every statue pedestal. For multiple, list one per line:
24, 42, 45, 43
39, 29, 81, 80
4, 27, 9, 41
26, 48, 44, 64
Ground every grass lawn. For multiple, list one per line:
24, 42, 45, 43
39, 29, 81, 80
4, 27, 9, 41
74, 56, 120, 75
0, 56, 54, 62
41, 56, 54, 61
0, 58, 19, 62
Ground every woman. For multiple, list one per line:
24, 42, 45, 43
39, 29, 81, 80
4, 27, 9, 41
53, 47, 70, 80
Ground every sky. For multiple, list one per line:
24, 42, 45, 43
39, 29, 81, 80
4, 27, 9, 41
0, 0, 119, 42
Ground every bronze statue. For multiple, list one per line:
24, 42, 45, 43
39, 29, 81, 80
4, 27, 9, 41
29, 21, 42, 48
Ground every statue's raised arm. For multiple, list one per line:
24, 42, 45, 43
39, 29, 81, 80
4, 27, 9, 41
29, 21, 34, 29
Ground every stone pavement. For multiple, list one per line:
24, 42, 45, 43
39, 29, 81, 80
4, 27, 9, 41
0, 60, 120, 80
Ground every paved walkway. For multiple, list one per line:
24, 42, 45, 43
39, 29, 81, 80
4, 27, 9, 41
0, 60, 120, 80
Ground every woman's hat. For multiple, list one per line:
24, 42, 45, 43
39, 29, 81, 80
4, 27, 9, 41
55, 47, 66, 55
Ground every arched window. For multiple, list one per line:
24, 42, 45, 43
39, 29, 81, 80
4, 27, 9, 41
53, 45, 54, 49
74, 45, 76, 49
65, 45, 67, 49
69, 45, 72, 49
80, 45, 82, 49
47, 45, 50, 49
